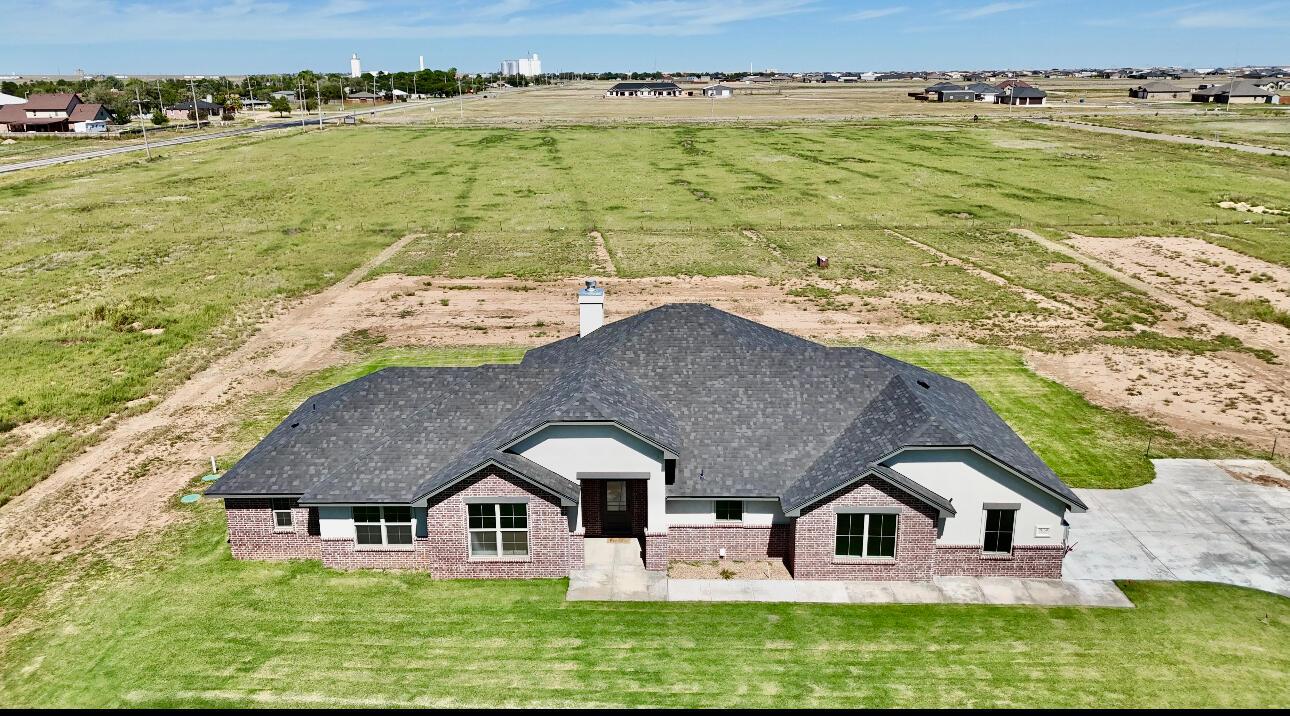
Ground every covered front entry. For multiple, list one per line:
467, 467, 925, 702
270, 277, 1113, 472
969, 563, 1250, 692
580, 476, 648, 538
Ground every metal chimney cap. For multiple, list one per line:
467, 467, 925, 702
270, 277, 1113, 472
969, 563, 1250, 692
578, 279, 604, 296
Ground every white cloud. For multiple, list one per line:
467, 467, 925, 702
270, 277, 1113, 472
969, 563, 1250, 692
845, 6, 907, 21
958, 2, 1036, 20
1174, 3, 1290, 28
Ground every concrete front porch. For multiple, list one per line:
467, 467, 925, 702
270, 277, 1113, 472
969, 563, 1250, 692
567, 537, 668, 601
666, 576, 1133, 607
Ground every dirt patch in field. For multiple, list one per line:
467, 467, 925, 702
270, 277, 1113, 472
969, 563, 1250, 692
0, 421, 64, 459
1027, 347, 1290, 440
587, 230, 616, 276
1066, 233, 1290, 312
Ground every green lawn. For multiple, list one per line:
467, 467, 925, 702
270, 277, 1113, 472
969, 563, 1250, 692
0, 509, 1286, 708
4, 120, 1290, 503
1081, 112, 1290, 152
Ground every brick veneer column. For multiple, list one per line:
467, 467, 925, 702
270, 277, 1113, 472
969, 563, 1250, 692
790, 477, 939, 581
582, 480, 605, 537
644, 530, 668, 571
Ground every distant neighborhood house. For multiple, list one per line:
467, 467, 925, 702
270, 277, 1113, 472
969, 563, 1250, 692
1130, 81, 1187, 100
910, 81, 1045, 105
165, 99, 226, 120
1191, 81, 1274, 104
702, 84, 734, 98
0, 93, 111, 133
604, 81, 684, 98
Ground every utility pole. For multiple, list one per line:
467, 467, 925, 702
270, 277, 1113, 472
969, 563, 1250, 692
317, 79, 324, 127
133, 87, 151, 159
188, 78, 201, 129
457, 77, 464, 120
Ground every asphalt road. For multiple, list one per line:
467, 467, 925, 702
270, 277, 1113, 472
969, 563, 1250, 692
0, 95, 480, 174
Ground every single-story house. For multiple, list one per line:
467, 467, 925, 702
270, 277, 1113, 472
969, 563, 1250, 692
995, 79, 1032, 91
345, 91, 381, 104
702, 84, 734, 98
1130, 81, 1187, 100
997, 86, 1047, 105
964, 82, 1002, 103
270, 90, 296, 100
935, 86, 976, 102
209, 284, 1086, 581
240, 97, 270, 111
604, 82, 684, 98
910, 81, 963, 100
166, 99, 225, 120
1191, 81, 1274, 104
0, 92, 111, 133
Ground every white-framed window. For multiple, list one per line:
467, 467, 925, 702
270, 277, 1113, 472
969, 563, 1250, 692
468, 503, 529, 558
352, 506, 414, 547
715, 500, 743, 523
983, 508, 1016, 555
271, 498, 295, 532
835, 512, 898, 559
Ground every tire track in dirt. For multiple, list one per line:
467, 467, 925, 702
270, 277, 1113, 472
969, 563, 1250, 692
0, 233, 425, 559
588, 230, 617, 276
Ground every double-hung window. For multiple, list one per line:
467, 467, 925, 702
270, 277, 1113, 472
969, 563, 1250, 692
353, 506, 414, 548
835, 512, 898, 559
271, 498, 295, 531
468, 503, 529, 558
983, 508, 1016, 555
715, 500, 743, 523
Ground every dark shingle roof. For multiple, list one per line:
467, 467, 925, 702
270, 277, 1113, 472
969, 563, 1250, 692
608, 82, 682, 91
210, 304, 1083, 511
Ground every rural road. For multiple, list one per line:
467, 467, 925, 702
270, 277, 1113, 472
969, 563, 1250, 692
1033, 118, 1290, 156
0, 93, 487, 174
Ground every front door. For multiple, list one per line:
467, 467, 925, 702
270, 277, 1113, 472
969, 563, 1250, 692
603, 480, 630, 536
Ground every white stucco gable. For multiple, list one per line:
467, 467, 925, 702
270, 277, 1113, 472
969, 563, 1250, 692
881, 448, 1069, 547
509, 422, 667, 531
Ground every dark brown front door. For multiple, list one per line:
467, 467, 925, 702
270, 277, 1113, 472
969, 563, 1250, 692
602, 480, 630, 536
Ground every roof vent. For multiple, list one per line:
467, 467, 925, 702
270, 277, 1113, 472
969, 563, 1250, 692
916, 380, 930, 390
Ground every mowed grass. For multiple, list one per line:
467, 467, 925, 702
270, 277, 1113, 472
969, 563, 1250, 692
1081, 112, 1290, 152
4, 120, 1290, 502
0, 509, 1286, 708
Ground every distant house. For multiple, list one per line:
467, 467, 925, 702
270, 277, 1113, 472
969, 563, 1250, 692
604, 82, 683, 98
1191, 81, 1274, 104
702, 84, 734, 98
270, 90, 297, 100
165, 99, 225, 120
0, 93, 111, 133
1130, 82, 1187, 100
345, 91, 381, 104
240, 98, 270, 111
910, 81, 962, 101
964, 82, 1002, 103
995, 79, 1033, 91
997, 86, 1047, 106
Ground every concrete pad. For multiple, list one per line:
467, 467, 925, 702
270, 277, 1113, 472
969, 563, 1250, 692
883, 581, 945, 604
1068, 459, 1290, 597
976, 578, 1035, 605
660, 576, 1130, 607
934, 576, 989, 604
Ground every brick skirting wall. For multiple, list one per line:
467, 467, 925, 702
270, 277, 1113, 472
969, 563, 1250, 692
321, 538, 431, 570
225, 498, 320, 561
667, 524, 792, 561
644, 530, 668, 571
933, 544, 1066, 579
790, 477, 940, 581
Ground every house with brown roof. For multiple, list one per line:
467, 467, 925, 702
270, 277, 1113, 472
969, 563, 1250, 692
1130, 81, 1187, 100
0, 93, 112, 133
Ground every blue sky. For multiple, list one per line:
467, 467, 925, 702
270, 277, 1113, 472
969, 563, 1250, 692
1, 1, 1287, 75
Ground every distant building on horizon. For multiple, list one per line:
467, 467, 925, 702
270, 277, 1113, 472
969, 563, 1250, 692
350, 54, 362, 79
500, 52, 542, 77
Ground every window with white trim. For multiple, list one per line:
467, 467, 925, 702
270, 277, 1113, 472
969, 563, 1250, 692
983, 508, 1016, 555
715, 500, 743, 522
271, 498, 295, 531
468, 503, 528, 557
353, 506, 414, 547
835, 513, 898, 559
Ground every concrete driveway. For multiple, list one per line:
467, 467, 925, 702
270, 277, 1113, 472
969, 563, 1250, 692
1065, 459, 1290, 597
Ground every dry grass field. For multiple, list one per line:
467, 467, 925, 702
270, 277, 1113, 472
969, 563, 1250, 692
372, 79, 1187, 126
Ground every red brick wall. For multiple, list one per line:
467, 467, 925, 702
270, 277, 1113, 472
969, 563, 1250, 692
424, 466, 574, 579
629, 481, 648, 537
581, 480, 605, 536
225, 498, 320, 561
644, 530, 668, 571
321, 538, 431, 570
933, 544, 1066, 579
790, 477, 939, 581
667, 524, 793, 561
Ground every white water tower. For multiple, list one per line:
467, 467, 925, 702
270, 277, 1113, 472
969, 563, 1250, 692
350, 53, 362, 78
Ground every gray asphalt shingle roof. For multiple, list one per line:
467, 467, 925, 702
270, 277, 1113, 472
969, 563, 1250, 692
208, 304, 1083, 511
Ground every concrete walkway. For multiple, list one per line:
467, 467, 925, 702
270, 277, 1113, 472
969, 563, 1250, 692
567, 538, 667, 601
669, 576, 1133, 607
1033, 118, 1290, 157
1066, 459, 1290, 597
